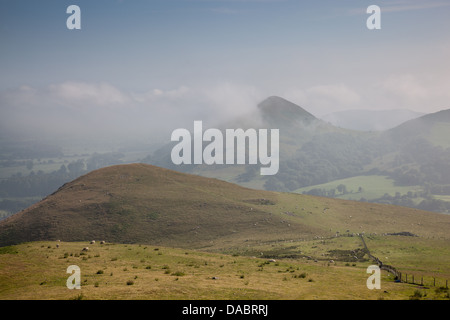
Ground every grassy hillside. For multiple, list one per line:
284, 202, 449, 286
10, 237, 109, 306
1, 163, 449, 300
1, 163, 449, 249
1, 241, 448, 300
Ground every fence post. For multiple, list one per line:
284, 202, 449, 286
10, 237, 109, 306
412, 275, 414, 284
433, 277, 435, 287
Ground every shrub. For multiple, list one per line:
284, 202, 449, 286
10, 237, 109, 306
71, 293, 85, 300
410, 290, 423, 299
126, 280, 134, 285
435, 286, 449, 294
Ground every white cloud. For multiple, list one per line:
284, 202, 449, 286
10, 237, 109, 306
379, 74, 428, 102
283, 83, 361, 116
48, 82, 132, 108
306, 84, 361, 106
373, 73, 450, 112
0, 81, 265, 142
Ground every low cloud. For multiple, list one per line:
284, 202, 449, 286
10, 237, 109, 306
283, 83, 361, 116
48, 82, 132, 108
378, 74, 428, 103
0, 81, 263, 144
372, 73, 450, 112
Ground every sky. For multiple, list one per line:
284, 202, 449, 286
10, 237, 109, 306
1, 0, 450, 144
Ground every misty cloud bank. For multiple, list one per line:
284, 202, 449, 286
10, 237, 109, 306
1, 72, 449, 147
0, 81, 264, 145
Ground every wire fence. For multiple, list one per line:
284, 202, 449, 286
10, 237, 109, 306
359, 235, 448, 289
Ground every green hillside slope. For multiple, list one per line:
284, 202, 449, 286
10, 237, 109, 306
1, 163, 450, 300
1, 164, 449, 250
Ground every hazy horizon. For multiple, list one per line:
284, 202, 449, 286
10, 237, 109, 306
1, 0, 450, 144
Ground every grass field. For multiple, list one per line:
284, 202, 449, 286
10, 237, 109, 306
2, 241, 448, 300
434, 195, 450, 202
294, 175, 423, 201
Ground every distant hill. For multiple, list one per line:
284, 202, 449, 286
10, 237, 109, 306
321, 109, 424, 131
145, 97, 450, 212
386, 109, 450, 147
374, 109, 450, 194
0, 163, 310, 247
1, 163, 449, 248
258, 96, 317, 126
147, 96, 374, 191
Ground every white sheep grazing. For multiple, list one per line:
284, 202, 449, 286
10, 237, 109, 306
90, 240, 95, 244
100, 241, 106, 244
82, 247, 89, 252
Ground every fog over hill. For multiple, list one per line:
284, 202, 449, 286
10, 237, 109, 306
1, 94, 450, 218
321, 109, 425, 131
145, 96, 450, 213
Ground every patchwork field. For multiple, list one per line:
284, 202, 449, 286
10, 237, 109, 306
294, 175, 423, 201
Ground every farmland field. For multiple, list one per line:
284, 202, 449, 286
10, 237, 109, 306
294, 175, 423, 201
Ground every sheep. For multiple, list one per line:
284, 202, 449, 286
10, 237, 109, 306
82, 247, 89, 252
100, 240, 106, 245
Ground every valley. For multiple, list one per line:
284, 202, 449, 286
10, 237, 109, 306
1, 96, 450, 300
0, 163, 449, 300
